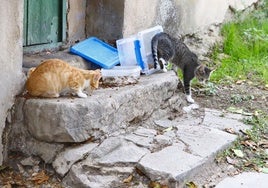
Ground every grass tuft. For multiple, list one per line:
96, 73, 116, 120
211, 2, 268, 85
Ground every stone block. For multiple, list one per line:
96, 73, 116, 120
23, 71, 178, 143
63, 164, 119, 188
175, 125, 237, 158
53, 143, 98, 176
89, 137, 150, 165
202, 108, 251, 134
138, 145, 203, 181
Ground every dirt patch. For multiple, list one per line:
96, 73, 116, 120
187, 82, 268, 187
0, 152, 62, 188
194, 83, 268, 114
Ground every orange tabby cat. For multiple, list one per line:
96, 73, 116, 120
26, 59, 102, 98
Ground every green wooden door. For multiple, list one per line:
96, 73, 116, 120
24, 0, 66, 49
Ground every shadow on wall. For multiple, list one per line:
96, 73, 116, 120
85, 0, 125, 46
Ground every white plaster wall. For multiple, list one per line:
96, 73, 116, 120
176, 0, 259, 34
0, 1, 25, 164
177, 0, 230, 34
123, 0, 258, 36
230, 0, 259, 10
123, 0, 158, 37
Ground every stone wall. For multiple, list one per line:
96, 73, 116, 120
67, 0, 87, 44
0, 1, 25, 164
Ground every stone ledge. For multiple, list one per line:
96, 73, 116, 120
21, 71, 179, 143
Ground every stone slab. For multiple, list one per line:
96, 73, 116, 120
125, 133, 153, 149
52, 142, 98, 176
124, 127, 157, 149
175, 124, 237, 158
89, 137, 149, 165
202, 108, 251, 134
62, 164, 119, 188
138, 145, 203, 181
154, 119, 177, 128
138, 125, 237, 182
216, 172, 268, 188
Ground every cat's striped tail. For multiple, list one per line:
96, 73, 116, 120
151, 33, 159, 69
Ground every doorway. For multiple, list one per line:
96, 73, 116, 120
23, 0, 66, 52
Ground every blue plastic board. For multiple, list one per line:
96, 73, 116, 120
70, 37, 119, 69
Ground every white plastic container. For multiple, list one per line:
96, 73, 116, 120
137, 25, 163, 74
116, 25, 163, 75
101, 66, 141, 78
116, 36, 138, 66
101, 66, 141, 86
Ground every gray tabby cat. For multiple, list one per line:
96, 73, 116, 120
151, 32, 213, 103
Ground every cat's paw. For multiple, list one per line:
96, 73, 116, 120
77, 92, 87, 98
162, 67, 168, 72
155, 64, 160, 70
186, 95, 195, 103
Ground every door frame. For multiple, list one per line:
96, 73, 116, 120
23, 0, 67, 53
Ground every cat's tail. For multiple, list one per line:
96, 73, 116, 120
151, 33, 159, 69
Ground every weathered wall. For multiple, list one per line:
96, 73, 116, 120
170, 0, 259, 35
123, 0, 259, 36
0, 1, 25, 164
67, 0, 87, 44
123, 0, 158, 36
85, 0, 125, 41
86, 0, 258, 39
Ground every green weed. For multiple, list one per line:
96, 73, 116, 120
230, 94, 254, 104
211, 3, 268, 85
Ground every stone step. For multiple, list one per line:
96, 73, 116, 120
57, 108, 250, 187
13, 71, 179, 143
23, 50, 92, 70
23, 50, 97, 76
9, 68, 251, 187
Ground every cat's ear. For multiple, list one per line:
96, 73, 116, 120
204, 67, 212, 74
207, 67, 216, 75
93, 71, 102, 82
198, 64, 206, 74
27, 67, 36, 78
